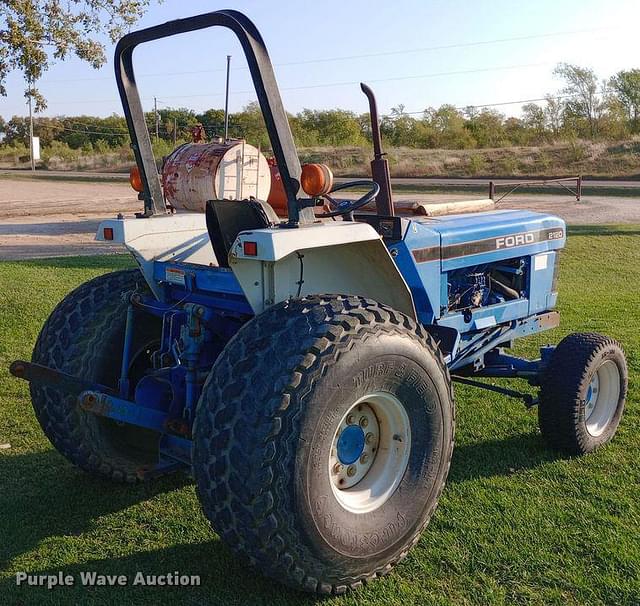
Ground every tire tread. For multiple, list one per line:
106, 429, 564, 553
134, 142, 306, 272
539, 332, 627, 454
193, 295, 455, 594
31, 269, 152, 482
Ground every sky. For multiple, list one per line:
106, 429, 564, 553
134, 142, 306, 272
2, 0, 640, 120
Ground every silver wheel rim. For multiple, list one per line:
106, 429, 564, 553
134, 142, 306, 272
329, 392, 411, 514
584, 360, 620, 437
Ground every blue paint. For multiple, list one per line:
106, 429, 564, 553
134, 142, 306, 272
337, 425, 365, 465
152, 261, 253, 315
16, 205, 571, 479
83, 391, 169, 434
134, 375, 174, 410
118, 303, 135, 398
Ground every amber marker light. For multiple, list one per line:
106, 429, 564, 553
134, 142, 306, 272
129, 165, 144, 192
300, 163, 334, 197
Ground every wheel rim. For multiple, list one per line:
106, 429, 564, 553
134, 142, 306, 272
584, 359, 620, 437
329, 392, 411, 514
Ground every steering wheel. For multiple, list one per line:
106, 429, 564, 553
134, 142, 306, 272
316, 180, 380, 218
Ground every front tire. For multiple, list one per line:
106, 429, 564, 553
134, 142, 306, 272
539, 332, 627, 455
193, 295, 455, 594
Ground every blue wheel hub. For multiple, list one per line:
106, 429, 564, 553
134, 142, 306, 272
336, 424, 365, 465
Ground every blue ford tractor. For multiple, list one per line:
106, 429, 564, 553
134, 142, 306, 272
10, 10, 628, 595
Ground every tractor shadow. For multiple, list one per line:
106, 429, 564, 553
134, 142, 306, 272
0, 220, 102, 236
448, 431, 564, 484
0, 541, 324, 606
0, 433, 565, 606
0, 448, 189, 570
4, 255, 133, 271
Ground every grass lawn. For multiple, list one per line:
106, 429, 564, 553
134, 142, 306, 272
0, 225, 638, 605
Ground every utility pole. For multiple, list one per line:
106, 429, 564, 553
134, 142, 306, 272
27, 81, 35, 171
173, 117, 177, 147
224, 55, 231, 141
154, 96, 159, 141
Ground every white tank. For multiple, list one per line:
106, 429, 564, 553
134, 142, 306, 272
162, 141, 271, 212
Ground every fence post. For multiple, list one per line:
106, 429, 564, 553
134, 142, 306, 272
576, 175, 582, 201
489, 181, 495, 200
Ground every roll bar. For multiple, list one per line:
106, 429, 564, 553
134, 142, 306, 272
114, 10, 311, 223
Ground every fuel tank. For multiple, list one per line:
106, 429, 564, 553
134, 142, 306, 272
162, 141, 271, 212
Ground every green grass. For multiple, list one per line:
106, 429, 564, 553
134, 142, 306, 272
0, 227, 639, 605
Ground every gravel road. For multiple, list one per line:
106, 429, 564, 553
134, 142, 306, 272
1, 178, 638, 260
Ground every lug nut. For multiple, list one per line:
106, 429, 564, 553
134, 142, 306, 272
359, 416, 368, 428
347, 465, 357, 477
360, 454, 369, 464
332, 463, 343, 475
346, 414, 355, 425
365, 432, 375, 445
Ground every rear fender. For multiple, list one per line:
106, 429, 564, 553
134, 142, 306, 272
229, 222, 416, 319
96, 214, 215, 299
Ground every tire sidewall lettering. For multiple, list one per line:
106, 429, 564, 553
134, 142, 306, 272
299, 337, 450, 560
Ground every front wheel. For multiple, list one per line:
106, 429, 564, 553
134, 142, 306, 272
539, 332, 627, 455
193, 296, 455, 594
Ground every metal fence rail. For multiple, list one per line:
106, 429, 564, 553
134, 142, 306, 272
489, 176, 582, 203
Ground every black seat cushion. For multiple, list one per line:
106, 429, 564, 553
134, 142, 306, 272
205, 199, 278, 267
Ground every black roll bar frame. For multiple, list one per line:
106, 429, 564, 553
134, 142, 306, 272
114, 9, 312, 224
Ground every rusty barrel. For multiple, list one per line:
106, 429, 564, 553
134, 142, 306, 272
162, 141, 271, 212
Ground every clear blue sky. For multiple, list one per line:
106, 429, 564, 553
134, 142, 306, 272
2, 0, 639, 119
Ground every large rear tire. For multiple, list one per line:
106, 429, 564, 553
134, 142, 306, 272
193, 295, 455, 594
31, 269, 162, 482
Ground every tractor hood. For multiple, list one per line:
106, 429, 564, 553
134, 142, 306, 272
412, 209, 566, 270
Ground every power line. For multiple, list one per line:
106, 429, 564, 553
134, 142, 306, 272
397, 91, 605, 116
35, 117, 157, 136
41, 25, 613, 84
26, 91, 606, 137
270, 26, 611, 67
43, 60, 551, 106
36, 124, 129, 136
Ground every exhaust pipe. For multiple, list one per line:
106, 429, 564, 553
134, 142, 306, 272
360, 83, 394, 216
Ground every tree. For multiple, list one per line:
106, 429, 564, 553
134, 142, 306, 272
463, 105, 480, 120
297, 108, 365, 146
233, 102, 269, 148
465, 108, 507, 148
609, 69, 640, 132
521, 103, 546, 143
195, 108, 225, 136
503, 117, 527, 145
3, 116, 29, 145
553, 63, 602, 137
424, 105, 475, 149
0, 1, 154, 111
544, 94, 564, 136
384, 105, 432, 148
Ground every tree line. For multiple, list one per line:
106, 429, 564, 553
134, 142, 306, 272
2, 63, 640, 155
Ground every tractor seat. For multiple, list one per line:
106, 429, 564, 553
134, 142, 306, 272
205, 199, 279, 267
